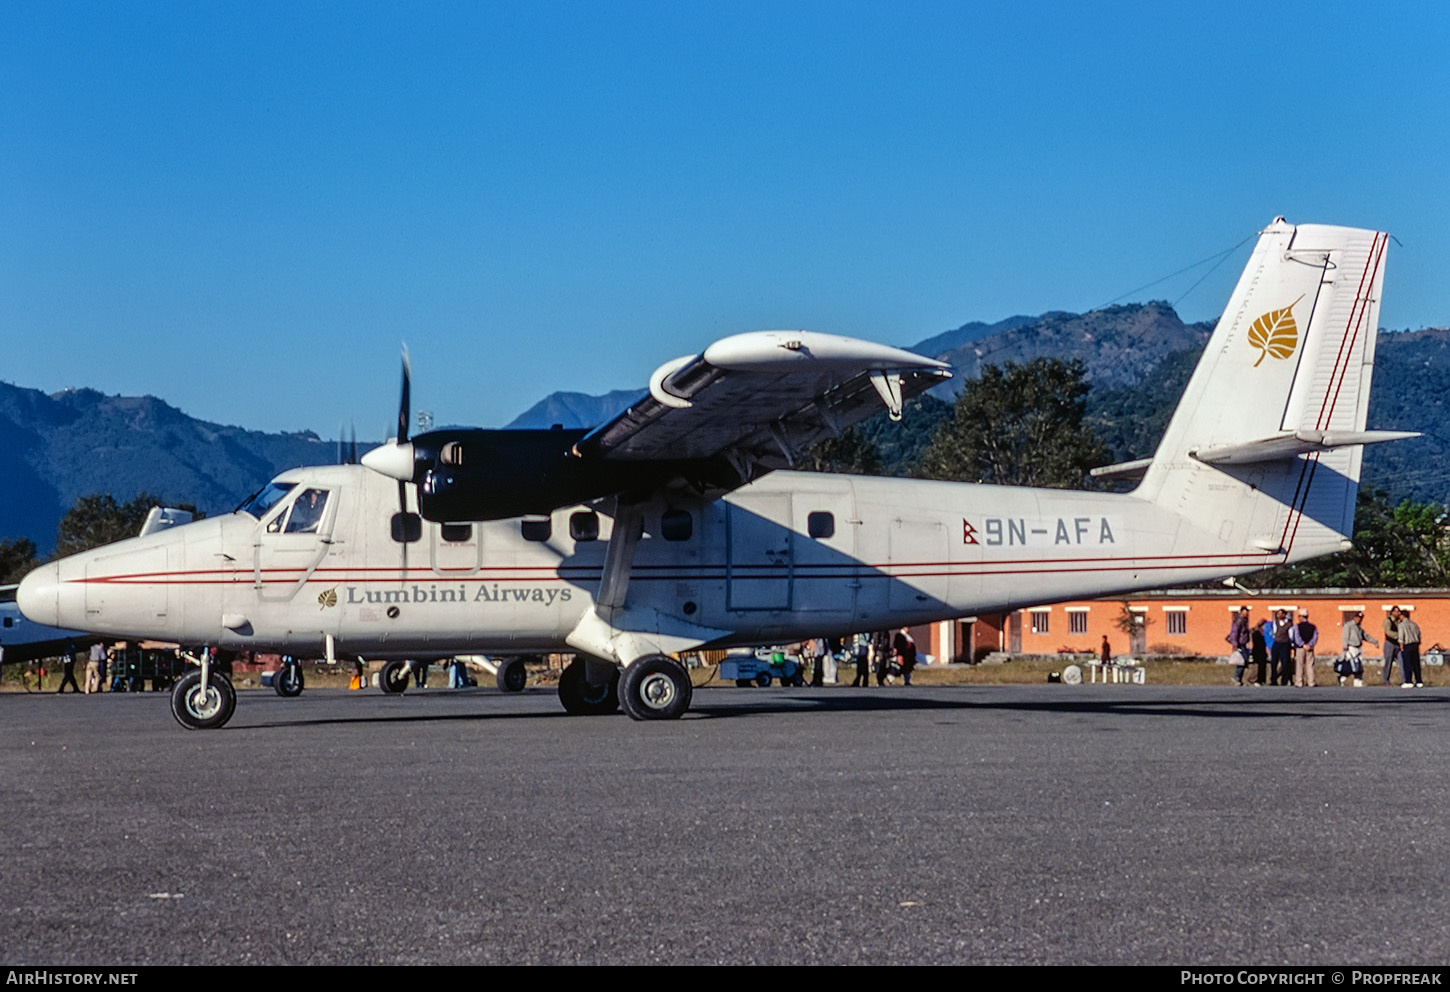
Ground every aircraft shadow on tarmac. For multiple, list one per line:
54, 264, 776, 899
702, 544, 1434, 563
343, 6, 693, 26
226, 685, 1447, 731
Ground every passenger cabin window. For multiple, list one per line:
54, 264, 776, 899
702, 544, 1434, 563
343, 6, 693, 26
661, 509, 693, 542
284, 489, 330, 534
440, 523, 472, 543
521, 516, 551, 542
807, 511, 835, 540
391, 512, 422, 543
570, 511, 599, 542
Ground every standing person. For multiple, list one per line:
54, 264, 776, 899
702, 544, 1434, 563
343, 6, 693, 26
1248, 619, 1268, 686
1226, 606, 1252, 686
1290, 610, 1319, 687
1382, 606, 1403, 685
871, 630, 892, 686
1398, 610, 1423, 688
58, 643, 81, 693
1270, 609, 1295, 685
1339, 611, 1378, 687
1100, 635, 1112, 666
850, 633, 871, 687
85, 641, 105, 694
413, 660, 429, 688
893, 626, 917, 686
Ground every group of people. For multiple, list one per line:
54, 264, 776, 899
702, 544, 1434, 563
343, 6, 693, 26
48, 641, 113, 694
1226, 605, 1425, 688
798, 626, 920, 687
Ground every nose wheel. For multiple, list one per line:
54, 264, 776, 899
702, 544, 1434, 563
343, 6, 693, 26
171, 670, 237, 730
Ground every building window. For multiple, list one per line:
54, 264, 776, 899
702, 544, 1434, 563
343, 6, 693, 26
1030, 610, 1050, 635
1166, 611, 1187, 635
1068, 611, 1088, 634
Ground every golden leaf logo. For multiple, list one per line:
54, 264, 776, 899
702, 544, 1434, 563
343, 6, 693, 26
1247, 295, 1304, 367
318, 588, 338, 610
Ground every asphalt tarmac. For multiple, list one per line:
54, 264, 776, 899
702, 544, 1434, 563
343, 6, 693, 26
3, 682, 1448, 966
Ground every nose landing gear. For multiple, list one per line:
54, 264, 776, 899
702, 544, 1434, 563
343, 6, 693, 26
171, 669, 237, 730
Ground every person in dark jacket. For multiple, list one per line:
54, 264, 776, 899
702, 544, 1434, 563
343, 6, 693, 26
893, 627, 917, 686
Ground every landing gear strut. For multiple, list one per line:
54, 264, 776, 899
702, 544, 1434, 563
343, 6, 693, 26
557, 657, 619, 715
618, 654, 692, 721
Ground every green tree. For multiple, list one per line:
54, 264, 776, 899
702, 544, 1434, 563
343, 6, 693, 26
0, 537, 40, 584
804, 425, 883, 475
1244, 486, 1450, 588
918, 357, 1108, 488
54, 493, 203, 559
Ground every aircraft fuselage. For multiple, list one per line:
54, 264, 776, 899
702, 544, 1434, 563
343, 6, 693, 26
18, 462, 1287, 660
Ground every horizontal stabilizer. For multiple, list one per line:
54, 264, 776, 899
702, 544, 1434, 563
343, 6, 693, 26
1190, 429, 1420, 466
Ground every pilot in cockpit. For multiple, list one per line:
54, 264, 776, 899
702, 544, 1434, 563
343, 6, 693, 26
283, 488, 329, 534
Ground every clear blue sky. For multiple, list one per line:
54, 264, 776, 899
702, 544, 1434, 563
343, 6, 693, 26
3, 1, 1446, 436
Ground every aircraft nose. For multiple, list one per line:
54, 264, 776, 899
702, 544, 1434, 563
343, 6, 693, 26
16, 561, 61, 626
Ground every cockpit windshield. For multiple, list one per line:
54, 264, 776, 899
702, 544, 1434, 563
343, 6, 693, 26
235, 482, 296, 519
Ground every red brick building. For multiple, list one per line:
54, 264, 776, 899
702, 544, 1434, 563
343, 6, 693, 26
911, 589, 1450, 663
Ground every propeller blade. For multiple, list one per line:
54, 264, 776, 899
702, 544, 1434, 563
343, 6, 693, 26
397, 345, 411, 445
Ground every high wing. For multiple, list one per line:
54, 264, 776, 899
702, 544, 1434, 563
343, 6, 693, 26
577, 330, 951, 475
362, 330, 951, 521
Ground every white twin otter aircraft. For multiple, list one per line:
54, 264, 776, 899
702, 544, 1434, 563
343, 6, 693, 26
18, 219, 1411, 728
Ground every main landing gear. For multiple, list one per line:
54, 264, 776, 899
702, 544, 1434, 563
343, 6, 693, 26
555, 655, 694, 720
617, 655, 692, 721
557, 657, 619, 715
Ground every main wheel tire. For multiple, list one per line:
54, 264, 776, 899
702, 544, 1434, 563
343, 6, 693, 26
496, 657, 527, 693
171, 670, 236, 730
380, 659, 410, 694
275, 665, 304, 697
557, 658, 619, 715
619, 655, 692, 721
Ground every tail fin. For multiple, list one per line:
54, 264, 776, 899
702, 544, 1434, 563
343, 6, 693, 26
1136, 218, 1398, 564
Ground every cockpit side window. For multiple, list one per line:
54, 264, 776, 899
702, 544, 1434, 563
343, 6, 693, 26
283, 489, 330, 534
237, 482, 296, 520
